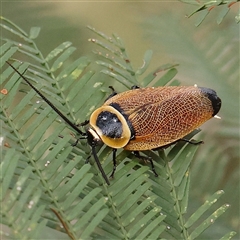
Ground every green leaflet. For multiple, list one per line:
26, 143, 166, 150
0, 149, 46, 239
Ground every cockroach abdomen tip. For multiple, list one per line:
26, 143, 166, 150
199, 87, 222, 116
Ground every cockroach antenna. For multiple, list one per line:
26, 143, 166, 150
6, 61, 110, 185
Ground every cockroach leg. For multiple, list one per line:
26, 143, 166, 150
131, 85, 140, 89
180, 138, 204, 145
109, 149, 117, 179
133, 151, 158, 177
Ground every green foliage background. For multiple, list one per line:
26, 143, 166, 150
1, 1, 239, 239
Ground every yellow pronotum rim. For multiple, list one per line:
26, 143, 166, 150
89, 105, 131, 148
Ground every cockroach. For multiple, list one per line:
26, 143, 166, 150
7, 62, 222, 185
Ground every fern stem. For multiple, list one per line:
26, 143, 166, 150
163, 151, 190, 239
106, 196, 130, 240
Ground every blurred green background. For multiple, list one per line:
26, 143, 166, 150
2, 1, 239, 238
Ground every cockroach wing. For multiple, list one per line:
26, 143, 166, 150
105, 86, 220, 151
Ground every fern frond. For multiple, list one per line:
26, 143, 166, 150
1, 17, 108, 239
179, 0, 239, 25
187, 198, 231, 239
88, 26, 179, 89
0, 149, 47, 239
1, 17, 235, 239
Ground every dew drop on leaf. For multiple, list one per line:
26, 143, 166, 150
45, 161, 50, 167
